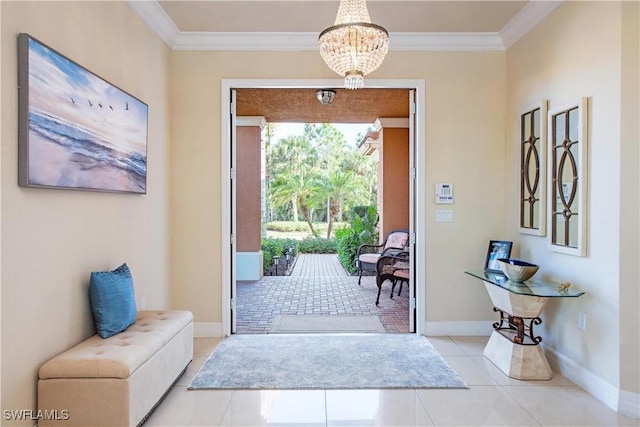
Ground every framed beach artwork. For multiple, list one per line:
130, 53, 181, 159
17, 33, 148, 194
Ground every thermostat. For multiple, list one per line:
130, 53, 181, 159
435, 183, 454, 204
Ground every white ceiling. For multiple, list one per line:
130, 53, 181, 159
129, 0, 563, 50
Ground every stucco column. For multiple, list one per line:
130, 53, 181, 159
376, 118, 410, 239
236, 116, 266, 280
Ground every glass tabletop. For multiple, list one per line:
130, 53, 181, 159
465, 270, 585, 298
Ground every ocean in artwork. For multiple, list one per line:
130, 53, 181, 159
23, 36, 148, 193
28, 111, 146, 191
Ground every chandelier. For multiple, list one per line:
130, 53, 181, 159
318, 0, 389, 90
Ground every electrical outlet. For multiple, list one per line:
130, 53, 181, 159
578, 312, 586, 330
140, 297, 147, 310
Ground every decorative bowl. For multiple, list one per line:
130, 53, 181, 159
497, 258, 539, 282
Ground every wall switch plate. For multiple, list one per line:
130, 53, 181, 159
578, 312, 586, 330
436, 210, 453, 222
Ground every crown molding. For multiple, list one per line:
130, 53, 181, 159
171, 31, 504, 51
500, 0, 564, 49
129, 0, 560, 52
172, 32, 318, 51
128, 0, 180, 47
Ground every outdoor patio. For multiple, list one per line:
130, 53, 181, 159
236, 254, 411, 334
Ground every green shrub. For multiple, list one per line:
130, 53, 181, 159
298, 237, 336, 253
335, 206, 379, 273
266, 221, 309, 232
261, 238, 299, 273
266, 221, 347, 237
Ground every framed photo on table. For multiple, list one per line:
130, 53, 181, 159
484, 240, 513, 273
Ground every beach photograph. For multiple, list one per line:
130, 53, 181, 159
19, 34, 148, 193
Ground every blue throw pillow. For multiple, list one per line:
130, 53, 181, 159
89, 263, 137, 339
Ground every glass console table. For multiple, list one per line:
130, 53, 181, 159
465, 270, 584, 380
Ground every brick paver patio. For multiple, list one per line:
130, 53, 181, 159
236, 254, 411, 334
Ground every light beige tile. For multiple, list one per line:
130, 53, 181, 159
443, 356, 498, 386
144, 386, 233, 426
326, 389, 433, 426
416, 386, 541, 426
450, 336, 489, 356
504, 385, 640, 426
193, 337, 222, 356
471, 355, 575, 386
220, 390, 326, 426
176, 356, 208, 386
427, 336, 466, 356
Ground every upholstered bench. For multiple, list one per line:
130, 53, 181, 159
38, 310, 193, 427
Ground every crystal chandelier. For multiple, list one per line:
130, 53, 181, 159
318, 0, 389, 90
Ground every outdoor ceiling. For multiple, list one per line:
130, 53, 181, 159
236, 88, 409, 123
157, 1, 528, 34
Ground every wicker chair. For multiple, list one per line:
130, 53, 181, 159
375, 251, 410, 306
356, 229, 409, 285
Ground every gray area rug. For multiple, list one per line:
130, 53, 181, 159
270, 315, 385, 333
188, 334, 467, 390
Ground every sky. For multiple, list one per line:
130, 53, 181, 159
269, 122, 373, 147
27, 36, 148, 155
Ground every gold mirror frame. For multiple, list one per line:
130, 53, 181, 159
548, 98, 588, 256
519, 101, 548, 236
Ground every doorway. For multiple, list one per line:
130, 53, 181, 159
221, 79, 426, 337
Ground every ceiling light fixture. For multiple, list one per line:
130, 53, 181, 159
318, 0, 389, 90
316, 89, 336, 105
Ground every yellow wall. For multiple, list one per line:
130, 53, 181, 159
169, 50, 507, 324
1, 0, 636, 420
0, 1, 171, 420
506, 0, 639, 398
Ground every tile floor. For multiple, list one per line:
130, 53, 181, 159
144, 335, 639, 426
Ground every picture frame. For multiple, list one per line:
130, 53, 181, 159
518, 100, 547, 236
547, 98, 588, 256
17, 33, 148, 194
484, 240, 513, 273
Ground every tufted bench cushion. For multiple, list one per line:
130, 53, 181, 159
38, 310, 193, 427
40, 311, 192, 380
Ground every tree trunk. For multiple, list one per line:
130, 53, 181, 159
291, 196, 298, 222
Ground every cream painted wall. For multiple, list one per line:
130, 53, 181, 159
1, 1, 171, 422
506, 0, 638, 399
170, 50, 507, 325
619, 0, 640, 399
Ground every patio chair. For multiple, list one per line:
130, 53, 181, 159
356, 228, 409, 285
375, 251, 410, 306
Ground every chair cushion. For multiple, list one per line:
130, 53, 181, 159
384, 233, 409, 250
89, 263, 137, 339
359, 253, 381, 264
393, 269, 410, 279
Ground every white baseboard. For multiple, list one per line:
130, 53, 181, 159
424, 321, 493, 336
545, 345, 640, 418
619, 389, 640, 419
193, 322, 224, 338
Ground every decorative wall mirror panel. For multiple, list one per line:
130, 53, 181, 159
548, 98, 588, 256
519, 101, 547, 236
